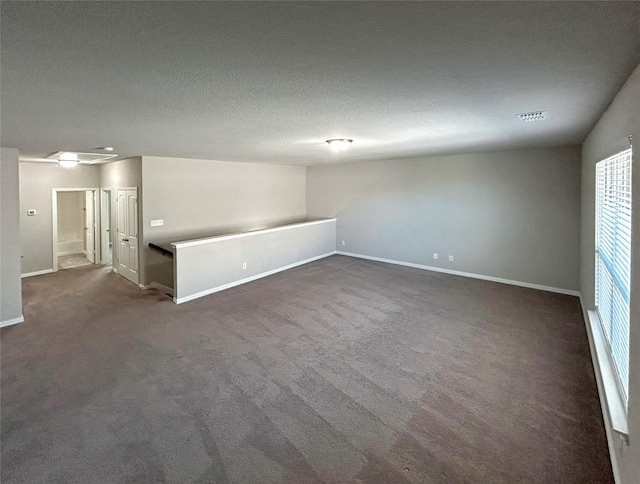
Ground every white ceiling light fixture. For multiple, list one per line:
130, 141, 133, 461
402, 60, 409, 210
46, 151, 118, 164
58, 152, 79, 168
326, 139, 353, 152
96, 146, 114, 152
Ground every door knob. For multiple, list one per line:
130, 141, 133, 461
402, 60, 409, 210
123, 238, 129, 242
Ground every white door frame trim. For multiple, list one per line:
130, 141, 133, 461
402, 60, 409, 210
100, 188, 112, 265
52, 188, 100, 272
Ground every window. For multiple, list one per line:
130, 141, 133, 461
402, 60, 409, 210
595, 147, 632, 402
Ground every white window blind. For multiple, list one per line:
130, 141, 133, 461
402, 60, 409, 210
595, 147, 632, 401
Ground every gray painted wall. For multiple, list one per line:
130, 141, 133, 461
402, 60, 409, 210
99, 157, 143, 283
99, 156, 142, 192
19, 162, 100, 274
307, 147, 581, 291
1, 147, 22, 325
141, 156, 306, 287
581, 63, 640, 484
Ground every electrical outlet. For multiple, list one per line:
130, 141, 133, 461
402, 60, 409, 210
448, 255, 454, 262
242, 262, 247, 270
433, 253, 438, 260
341, 240, 345, 246
150, 219, 164, 227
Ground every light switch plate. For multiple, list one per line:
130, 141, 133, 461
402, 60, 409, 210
150, 219, 164, 227
27, 209, 36, 216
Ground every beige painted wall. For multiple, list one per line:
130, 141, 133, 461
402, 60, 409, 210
99, 157, 142, 283
57, 191, 83, 249
141, 156, 306, 287
174, 220, 336, 303
19, 162, 100, 275
581, 63, 640, 484
99, 157, 142, 192
307, 147, 581, 291
1, 147, 22, 325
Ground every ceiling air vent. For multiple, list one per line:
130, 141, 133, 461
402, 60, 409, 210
45, 151, 118, 164
516, 111, 548, 123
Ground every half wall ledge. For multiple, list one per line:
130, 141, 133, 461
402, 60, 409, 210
170, 218, 337, 304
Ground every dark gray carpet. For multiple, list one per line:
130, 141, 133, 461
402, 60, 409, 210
1, 255, 612, 483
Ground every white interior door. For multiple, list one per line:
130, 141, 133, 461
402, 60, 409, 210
84, 191, 96, 263
117, 188, 139, 285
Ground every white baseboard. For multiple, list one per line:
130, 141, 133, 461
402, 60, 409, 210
578, 295, 622, 484
174, 251, 336, 304
139, 282, 174, 297
0, 315, 24, 328
336, 251, 580, 296
21, 268, 55, 278
58, 239, 84, 256
58, 249, 84, 257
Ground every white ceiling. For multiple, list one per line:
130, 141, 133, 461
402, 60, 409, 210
2, 1, 639, 165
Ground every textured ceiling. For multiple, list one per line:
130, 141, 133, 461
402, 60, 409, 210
2, 1, 640, 165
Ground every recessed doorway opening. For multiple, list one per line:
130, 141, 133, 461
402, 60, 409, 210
52, 188, 99, 272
